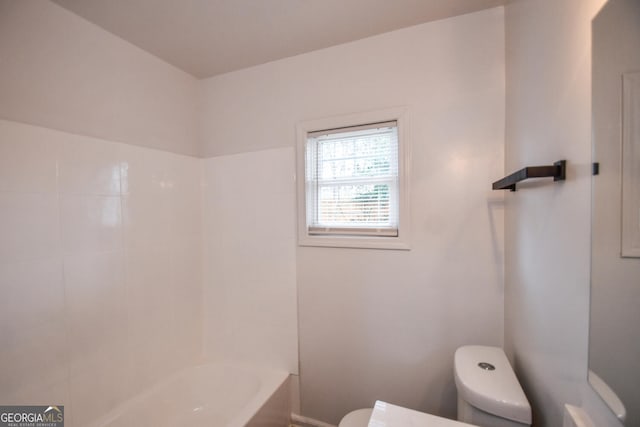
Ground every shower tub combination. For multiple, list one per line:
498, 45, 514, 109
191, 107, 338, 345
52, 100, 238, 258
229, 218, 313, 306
86, 363, 291, 427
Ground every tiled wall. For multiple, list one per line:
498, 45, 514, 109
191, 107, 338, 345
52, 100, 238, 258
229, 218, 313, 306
202, 147, 298, 374
0, 119, 203, 427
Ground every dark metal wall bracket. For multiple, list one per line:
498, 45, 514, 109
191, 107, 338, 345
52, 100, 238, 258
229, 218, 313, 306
492, 160, 566, 192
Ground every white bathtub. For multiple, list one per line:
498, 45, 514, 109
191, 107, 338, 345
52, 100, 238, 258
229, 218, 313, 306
87, 363, 290, 427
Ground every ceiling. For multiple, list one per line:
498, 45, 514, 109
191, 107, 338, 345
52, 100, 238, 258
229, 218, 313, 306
51, 0, 506, 79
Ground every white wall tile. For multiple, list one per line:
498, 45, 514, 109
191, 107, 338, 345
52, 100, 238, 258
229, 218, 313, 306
7, 381, 71, 418
0, 258, 65, 338
60, 194, 123, 254
0, 120, 203, 426
124, 247, 174, 336
252, 193, 296, 240
167, 154, 202, 195
121, 193, 170, 249
203, 147, 298, 374
64, 251, 129, 423
169, 243, 203, 365
169, 189, 202, 245
68, 348, 128, 427
119, 143, 171, 195
124, 247, 177, 393
230, 320, 299, 372
63, 251, 127, 369
0, 258, 68, 401
58, 134, 122, 196
0, 192, 61, 263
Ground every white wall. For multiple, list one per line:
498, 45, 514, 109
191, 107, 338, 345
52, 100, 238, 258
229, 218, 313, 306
503, 1, 621, 426
202, 147, 298, 374
0, 119, 202, 427
0, 0, 199, 156
200, 8, 506, 424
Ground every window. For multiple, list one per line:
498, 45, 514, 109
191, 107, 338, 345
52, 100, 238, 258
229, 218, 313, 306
306, 121, 399, 235
297, 108, 409, 249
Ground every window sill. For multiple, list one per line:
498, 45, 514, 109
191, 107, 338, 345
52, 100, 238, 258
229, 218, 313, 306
298, 234, 410, 250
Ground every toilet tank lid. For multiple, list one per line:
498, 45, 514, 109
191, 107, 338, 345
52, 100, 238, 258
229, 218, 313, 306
454, 346, 532, 425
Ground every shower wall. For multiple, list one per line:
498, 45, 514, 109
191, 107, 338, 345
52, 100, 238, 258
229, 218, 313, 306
0, 4, 204, 425
0, 119, 203, 427
202, 147, 298, 374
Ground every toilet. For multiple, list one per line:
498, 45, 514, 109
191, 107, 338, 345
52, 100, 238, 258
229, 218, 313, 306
338, 345, 532, 427
339, 408, 374, 427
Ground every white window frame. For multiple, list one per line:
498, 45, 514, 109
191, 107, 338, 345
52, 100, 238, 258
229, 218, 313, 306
296, 107, 410, 250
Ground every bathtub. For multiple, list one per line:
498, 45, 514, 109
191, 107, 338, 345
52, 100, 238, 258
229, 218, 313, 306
87, 363, 291, 427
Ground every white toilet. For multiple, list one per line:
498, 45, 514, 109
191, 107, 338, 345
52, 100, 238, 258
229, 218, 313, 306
338, 345, 532, 427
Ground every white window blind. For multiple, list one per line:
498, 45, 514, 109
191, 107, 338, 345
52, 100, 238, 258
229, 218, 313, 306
305, 121, 399, 237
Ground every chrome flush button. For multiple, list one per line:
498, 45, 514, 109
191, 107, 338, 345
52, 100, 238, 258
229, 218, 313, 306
478, 362, 495, 371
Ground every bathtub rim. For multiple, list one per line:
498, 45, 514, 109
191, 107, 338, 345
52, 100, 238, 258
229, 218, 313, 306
85, 362, 290, 427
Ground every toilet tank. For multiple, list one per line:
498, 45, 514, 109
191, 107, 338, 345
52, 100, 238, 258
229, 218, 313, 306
454, 346, 532, 427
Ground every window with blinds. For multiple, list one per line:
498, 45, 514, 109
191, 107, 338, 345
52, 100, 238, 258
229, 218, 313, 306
304, 121, 399, 237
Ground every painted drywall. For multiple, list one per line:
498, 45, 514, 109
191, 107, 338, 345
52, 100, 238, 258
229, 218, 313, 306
590, 1, 640, 425
0, 119, 202, 427
503, 0, 622, 426
200, 8, 505, 424
202, 147, 298, 374
0, 0, 199, 156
